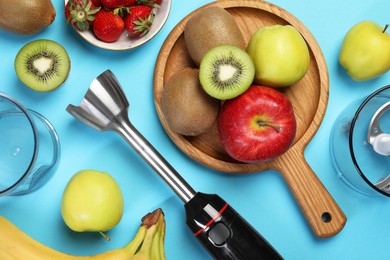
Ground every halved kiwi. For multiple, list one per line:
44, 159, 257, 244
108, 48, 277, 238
199, 45, 255, 100
14, 39, 71, 92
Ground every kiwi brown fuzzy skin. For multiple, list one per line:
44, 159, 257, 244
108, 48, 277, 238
184, 6, 246, 66
0, 0, 56, 35
162, 68, 221, 136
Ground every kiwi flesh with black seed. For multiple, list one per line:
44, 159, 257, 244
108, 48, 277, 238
199, 45, 255, 100
14, 39, 71, 92
184, 6, 246, 66
162, 68, 220, 136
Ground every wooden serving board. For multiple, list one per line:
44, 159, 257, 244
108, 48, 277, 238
153, 0, 346, 238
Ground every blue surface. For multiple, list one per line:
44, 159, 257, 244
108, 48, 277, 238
1, 0, 390, 259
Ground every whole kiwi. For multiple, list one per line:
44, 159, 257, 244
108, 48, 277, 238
184, 6, 246, 66
0, 0, 56, 35
162, 68, 220, 136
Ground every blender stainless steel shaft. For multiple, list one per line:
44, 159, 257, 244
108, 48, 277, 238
112, 116, 197, 202
67, 70, 282, 260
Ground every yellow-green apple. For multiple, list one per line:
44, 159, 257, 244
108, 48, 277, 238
339, 21, 390, 81
217, 85, 296, 163
61, 170, 124, 239
246, 25, 310, 88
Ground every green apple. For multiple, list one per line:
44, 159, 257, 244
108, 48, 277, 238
61, 170, 124, 238
246, 25, 310, 87
339, 21, 390, 81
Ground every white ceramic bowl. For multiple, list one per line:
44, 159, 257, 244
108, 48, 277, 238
65, 0, 172, 50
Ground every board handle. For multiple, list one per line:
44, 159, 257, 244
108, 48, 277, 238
275, 145, 346, 238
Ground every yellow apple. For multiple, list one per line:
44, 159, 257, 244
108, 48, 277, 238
61, 170, 124, 237
246, 25, 310, 87
339, 21, 390, 81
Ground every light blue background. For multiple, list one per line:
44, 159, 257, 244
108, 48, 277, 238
1, 0, 390, 259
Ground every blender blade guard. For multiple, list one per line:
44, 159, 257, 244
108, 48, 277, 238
66, 70, 129, 132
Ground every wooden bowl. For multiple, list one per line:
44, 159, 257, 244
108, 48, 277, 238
153, 0, 346, 238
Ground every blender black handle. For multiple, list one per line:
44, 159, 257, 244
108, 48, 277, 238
185, 192, 283, 260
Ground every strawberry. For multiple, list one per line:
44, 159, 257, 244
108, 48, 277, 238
93, 9, 125, 42
91, 0, 102, 6
124, 5, 154, 38
101, 0, 136, 9
65, 0, 101, 31
136, 0, 162, 7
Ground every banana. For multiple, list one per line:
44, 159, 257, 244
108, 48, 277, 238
0, 208, 166, 260
131, 209, 166, 260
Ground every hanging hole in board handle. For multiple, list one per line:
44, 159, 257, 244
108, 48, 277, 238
321, 212, 332, 223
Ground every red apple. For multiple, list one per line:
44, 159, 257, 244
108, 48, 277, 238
217, 85, 296, 163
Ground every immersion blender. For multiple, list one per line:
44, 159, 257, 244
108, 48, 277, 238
66, 70, 283, 259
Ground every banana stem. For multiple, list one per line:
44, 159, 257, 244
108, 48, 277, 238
119, 208, 166, 260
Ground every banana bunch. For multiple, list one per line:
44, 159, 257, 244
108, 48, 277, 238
0, 208, 166, 260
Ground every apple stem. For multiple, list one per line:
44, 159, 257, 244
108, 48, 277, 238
99, 230, 111, 241
383, 24, 389, 33
257, 121, 281, 133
